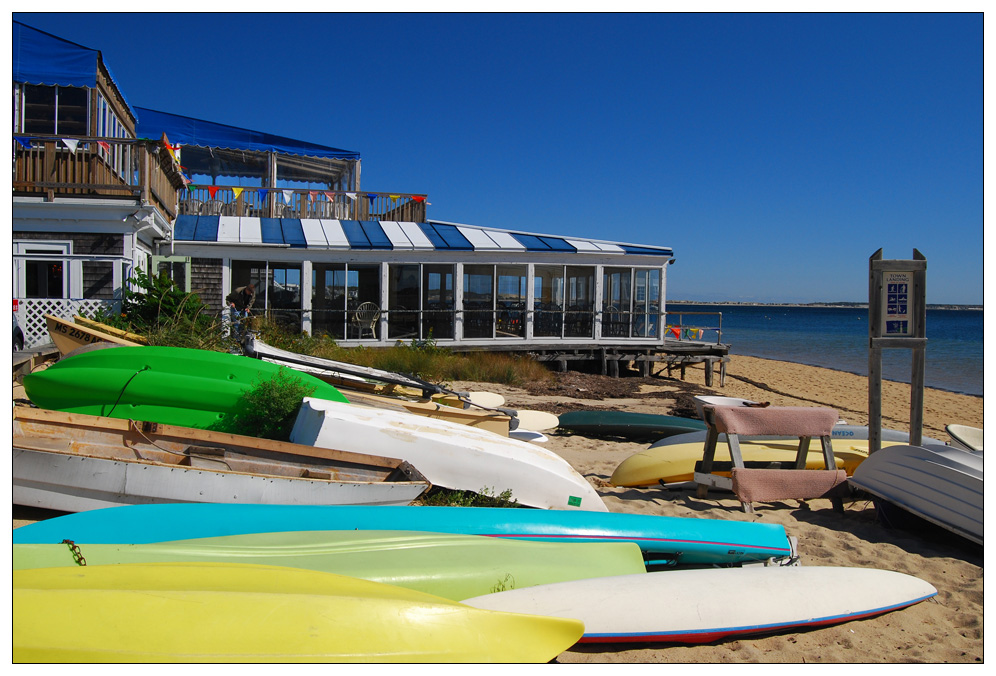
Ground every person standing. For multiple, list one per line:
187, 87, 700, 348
225, 283, 256, 340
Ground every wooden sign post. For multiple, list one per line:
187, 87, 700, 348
868, 249, 927, 453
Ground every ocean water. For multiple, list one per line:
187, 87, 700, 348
666, 304, 984, 396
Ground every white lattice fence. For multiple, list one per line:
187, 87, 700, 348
15, 298, 120, 349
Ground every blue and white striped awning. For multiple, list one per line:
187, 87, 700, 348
171, 216, 672, 257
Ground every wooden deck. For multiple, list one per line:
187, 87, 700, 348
451, 339, 731, 386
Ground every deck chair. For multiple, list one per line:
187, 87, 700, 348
351, 302, 381, 338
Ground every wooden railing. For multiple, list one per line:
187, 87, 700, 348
179, 186, 428, 222
12, 134, 186, 219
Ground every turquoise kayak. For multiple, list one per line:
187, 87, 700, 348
558, 410, 706, 440
12, 503, 794, 566
22, 346, 348, 430
13, 530, 647, 601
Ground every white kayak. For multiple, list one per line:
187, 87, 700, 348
291, 397, 606, 512
946, 424, 983, 452
849, 443, 983, 545
462, 565, 937, 644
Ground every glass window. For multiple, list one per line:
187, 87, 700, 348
534, 265, 564, 337
21, 85, 56, 134
602, 267, 632, 337
25, 260, 65, 298
463, 264, 494, 339
632, 269, 661, 338
268, 264, 302, 333
20, 85, 88, 135
388, 264, 420, 340
423, 264, 454, 340
496, 265, 527, 338
565, 266, 595, 338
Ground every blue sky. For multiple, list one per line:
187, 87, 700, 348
13, 12, 983, 304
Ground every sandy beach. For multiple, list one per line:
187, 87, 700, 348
450, 355, 984, 664
12, 355, 984, 663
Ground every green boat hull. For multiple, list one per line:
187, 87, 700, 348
22, 346, 348, 430
558, 410, 706, 440
13, 530, 647, 601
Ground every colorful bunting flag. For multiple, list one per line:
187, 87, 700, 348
324, 191, 336, 200
670, 326, 681, 339
411, 195, 426, 202
14, 137, 32, 149
97, 141, 111, 153
309, 191, 319, 202
388, 194, 401, 201
282, 190, 294, 204
61, 138, 79, 154
232, 187, 244, 198
258, 189, 269, 200
345, 192, 357, 201
207, 186, 219, 199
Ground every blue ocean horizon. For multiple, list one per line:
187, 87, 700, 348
666, 304, 983, 397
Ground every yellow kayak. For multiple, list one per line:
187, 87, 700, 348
611, 438, 874, 486
14, 562, 584, 663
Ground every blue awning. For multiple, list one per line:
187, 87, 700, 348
134, 107, 360, 161
13, 21, 135, 120
172, 216, 673, 258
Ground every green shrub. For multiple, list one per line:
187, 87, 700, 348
417, 486, 519, 508
215, 369, 317, 441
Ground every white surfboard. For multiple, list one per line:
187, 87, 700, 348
291, 398, 606, 512
512, 410, 560, 432
508, 430, 549, 444
462, 566, 936, 644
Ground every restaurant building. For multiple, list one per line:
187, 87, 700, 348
13, 20, 727, 378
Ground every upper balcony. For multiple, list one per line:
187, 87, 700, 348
179, 185, 428, 222
12, 134, 187, 220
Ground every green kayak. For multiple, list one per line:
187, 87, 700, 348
558, 410, 706, 440
13, 530, 647, 601
22, 346, 348, 430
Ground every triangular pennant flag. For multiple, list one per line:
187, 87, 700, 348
14, 137, 32, 149
670, 326, 681, 339
309, 191, 319, 201
411, 195, 426, 202
207, 186, 219, 198
388, 194, 401, 200
61, 138, 79, 153
345, 192, 357, 201
366, 193, 377, 206
187, 184, 198, 192
232, 187, 244, 198
324, 191, 336, 199
258, 188, 269, 200
282, 190, 294, 204
97, 140, 111, 153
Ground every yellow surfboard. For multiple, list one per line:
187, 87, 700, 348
14, 562, 584, 663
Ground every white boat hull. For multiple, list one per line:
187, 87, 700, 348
462, 566, 937, 643
849, 444, 983, 545
14, 448, 427, 512
291, 397, 607, 511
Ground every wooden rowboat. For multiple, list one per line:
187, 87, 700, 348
72, 315, 149, 344
44, 314, 141, 356
13, 406, 430, 512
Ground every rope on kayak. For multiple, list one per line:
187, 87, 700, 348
104, 365, 150, 418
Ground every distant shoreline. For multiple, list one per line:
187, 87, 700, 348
668, 300, 983, 311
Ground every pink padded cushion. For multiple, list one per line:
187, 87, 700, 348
708, 405, 838, 437
731, 468, 848, 503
